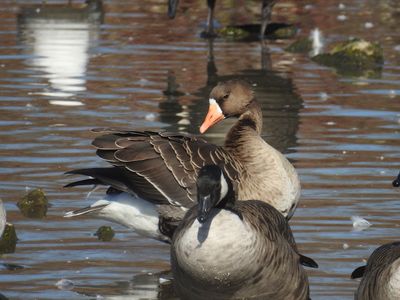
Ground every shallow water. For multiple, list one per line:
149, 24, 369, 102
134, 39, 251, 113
0, 0, 399, 299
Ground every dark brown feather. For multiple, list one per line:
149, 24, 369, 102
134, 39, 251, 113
71, 129, 242, 209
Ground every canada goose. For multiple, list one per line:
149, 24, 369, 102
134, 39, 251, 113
168, 0, 277, 38
171, 165, 317, 300
351, 242, 400, 300
65, 80, 300, 242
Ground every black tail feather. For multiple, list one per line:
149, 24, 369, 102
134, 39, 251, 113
64, 178, 100, 188
65, 167, 131, 193
351, 265, 366, 279
299, 254, 318, 268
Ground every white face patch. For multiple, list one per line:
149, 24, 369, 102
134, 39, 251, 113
209, 98, 223, 114
219, 172, 229, 202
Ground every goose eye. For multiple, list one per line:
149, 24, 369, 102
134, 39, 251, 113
222, 94, 229, 100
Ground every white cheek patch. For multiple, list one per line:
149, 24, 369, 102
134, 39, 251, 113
219, 172, 229, 202
209, 98, 223, 114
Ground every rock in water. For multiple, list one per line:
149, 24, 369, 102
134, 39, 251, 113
17, 188, 48, 218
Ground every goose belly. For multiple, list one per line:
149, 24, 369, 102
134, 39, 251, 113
386, 260, 400, 299
173, 210, 258, 286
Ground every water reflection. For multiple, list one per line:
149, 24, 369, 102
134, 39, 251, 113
74, 271, 176, 300
16, 0, 103, 100
159, 39, 303, 153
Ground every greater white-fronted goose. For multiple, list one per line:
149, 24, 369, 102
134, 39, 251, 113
351, 242, 400, 300
171, 165, 317, 300
65, 79, 300, 242
168, 0, 277, 38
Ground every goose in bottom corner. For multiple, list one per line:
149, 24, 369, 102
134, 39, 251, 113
351, 241, 400, 300
170, 165, 317, 300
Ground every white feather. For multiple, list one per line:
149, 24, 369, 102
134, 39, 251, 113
209, 98, 223, 114
219, 172, 228, 201
0, 199, 6, 237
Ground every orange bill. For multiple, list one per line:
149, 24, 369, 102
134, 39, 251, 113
199, 99, 225, 134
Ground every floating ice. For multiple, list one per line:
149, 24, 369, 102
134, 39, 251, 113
337, 15, 347, 21
55, 279, 74, 290
351, 216, 372, 231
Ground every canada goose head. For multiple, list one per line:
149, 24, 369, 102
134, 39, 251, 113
196, 165, 233, 223
200, 80, 255, 133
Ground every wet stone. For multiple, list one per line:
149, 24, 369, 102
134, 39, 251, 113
286, 37, 313, 53
218, 23, 297, 41
270, 24, 297, 39
311, 38, 384, 76
17, 188, 48, 219
95, 226, 115, 242
0, 223, 18, 254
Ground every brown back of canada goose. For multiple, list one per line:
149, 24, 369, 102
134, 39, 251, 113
171, 165, 316, 300
351, 242, 400, 300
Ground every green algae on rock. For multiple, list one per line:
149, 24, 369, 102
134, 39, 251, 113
286, 37, 313, 53
95, 226, 115, 242
0, 223, 17, 254
312, 39, 384, 76
217, 23, 297, 41
17, 188, 48, 219
217, 26, 250, 40
270, 24, 297, 39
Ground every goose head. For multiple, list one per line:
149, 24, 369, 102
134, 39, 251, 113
196, 165, 233, 223
200, 80, 255, 133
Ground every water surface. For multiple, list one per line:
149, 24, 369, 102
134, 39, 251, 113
0, 0, 399, 299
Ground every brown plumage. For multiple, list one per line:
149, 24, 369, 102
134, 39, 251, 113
66, 80, 300, 241
171, 165, 316, 300
351, 242, 400, 300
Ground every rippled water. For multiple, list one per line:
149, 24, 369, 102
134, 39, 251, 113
0, 0, 399, 299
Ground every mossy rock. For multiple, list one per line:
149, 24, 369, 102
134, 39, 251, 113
270, 24, 297, 39
286, 37, 313, 53
17, 188, 48, 219
0, 224, 17, 254
95, 226, 114, 242
217, 26, 250, 40
312, 38, 384, 76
